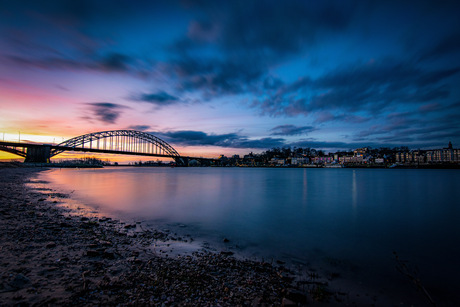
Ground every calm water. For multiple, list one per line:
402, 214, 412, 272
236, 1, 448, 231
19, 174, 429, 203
42, 167, 460, 304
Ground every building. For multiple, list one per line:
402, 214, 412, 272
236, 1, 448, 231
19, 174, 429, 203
339, 155, 363, 164
400, 142, 459, 164
312, 156, 334, 164
291, 157, 309, 165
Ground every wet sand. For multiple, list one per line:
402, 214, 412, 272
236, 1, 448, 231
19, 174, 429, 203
1, 166, 354, 306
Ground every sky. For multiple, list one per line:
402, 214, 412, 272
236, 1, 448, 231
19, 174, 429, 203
1, 0, 460, 160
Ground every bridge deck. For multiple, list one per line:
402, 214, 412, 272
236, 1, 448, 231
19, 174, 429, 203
0, 141, 216, 163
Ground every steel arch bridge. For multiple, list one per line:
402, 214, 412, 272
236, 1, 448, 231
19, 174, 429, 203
0, 130, 190, 165
51, 130, 181, 158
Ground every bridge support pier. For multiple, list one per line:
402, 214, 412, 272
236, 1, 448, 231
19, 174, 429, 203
25, 146, 51, 163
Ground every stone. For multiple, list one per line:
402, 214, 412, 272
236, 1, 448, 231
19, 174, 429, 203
102, 251, 115, 260
99, 240, 113, 246
10, 274, 30, 289
220, 251, 234, 256
86, 250, 100, 257
46, 242, 57, 248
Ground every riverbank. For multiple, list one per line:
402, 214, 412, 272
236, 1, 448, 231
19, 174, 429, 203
0, 166, 355, 306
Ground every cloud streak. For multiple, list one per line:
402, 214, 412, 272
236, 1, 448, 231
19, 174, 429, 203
6, 52, 151, 76
155, 130, 285, 149
84, 102, 128, 124
127, 125, 151, 131
256, 60, 460, 117
132, 91, 182, 106
270, 125, 315, 136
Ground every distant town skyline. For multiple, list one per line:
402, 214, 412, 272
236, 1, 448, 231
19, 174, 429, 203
1, 0, 460, 160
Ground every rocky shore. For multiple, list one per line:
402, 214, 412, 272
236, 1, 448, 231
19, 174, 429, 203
0, 166, 352, 306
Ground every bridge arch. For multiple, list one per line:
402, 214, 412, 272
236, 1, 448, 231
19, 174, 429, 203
0, 130, 187, 165
50, 130, 183, 164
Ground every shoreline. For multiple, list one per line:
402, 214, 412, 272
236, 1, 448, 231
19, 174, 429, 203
0, 167, 349, 306
3, 161, 460, 169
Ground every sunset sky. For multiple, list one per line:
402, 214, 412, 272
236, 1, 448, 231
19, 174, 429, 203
1, 0, 460, 161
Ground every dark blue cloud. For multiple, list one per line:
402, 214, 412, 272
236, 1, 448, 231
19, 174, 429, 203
166, 1, 357, 96
351, 106, 460, 147
169, 54, 266, 96
270, 125, 315, 136
159, 127, 457, 151
84, 102, 128, 124
5, 52, 150, 76
418, 32, 460, 62
133, 91, 181, 106
185, 0, 355, 55
313, 112, 371, 124
156, 130, 240, 147
127, 125, 151, 131
155, 130, 285, 149
235, 138, 286, 149
96, 53, 132, 72
255, 60, 460, 116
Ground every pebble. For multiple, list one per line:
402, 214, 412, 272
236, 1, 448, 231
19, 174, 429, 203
46, 242, 57, 248
10, 274, 30, 289
86, 250, 100, 257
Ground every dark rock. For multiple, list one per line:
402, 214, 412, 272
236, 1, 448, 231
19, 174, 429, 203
46, 242, 57, 248
220, 251, 234, 256
86, 250, 100, 257
99, 240, 112, 247
223, 238, 230, 243
102, 251, 115, 260
10, 274, 30, 289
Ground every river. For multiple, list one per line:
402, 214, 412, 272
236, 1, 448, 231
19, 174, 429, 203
40, 167, 460, 304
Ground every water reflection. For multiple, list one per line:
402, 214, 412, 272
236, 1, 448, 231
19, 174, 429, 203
302, 168, 308, 204
43, 167, 460, 303
352, 170, 357, 213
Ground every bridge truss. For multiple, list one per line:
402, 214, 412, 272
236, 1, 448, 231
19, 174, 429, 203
51, 130, 181, 158
0, 130, 187, 165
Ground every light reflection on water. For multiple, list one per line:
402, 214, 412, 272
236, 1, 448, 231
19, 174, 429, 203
42, 167, 460, 303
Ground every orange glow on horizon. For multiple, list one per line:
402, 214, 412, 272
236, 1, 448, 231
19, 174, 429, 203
0, 134, 245, 163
